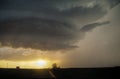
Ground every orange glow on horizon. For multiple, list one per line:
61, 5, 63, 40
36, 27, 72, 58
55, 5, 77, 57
0, 59, 60, 69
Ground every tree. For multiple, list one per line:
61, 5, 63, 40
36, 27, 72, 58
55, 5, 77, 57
52, 63, 58, 69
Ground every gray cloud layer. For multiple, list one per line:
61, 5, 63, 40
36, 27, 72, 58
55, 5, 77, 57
0, 0, 119, 51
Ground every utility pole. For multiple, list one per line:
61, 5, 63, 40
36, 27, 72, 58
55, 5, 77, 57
7, 63, 8, 68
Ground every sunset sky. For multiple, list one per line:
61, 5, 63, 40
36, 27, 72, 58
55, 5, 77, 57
0, 0, 120, 68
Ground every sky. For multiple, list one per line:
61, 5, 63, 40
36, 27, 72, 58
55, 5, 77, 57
0, 0, 120, 68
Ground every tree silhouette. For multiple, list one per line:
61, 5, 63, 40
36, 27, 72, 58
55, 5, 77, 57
52, 63, 57, 69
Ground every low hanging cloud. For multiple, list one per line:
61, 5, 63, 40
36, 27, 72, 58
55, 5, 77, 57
0, 18, 78, 50
0, 18, 110, 51
0, 0, 119, 51
0, 47, 47, 61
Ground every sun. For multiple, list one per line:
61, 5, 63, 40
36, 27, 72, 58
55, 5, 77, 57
36, 60, 47, 68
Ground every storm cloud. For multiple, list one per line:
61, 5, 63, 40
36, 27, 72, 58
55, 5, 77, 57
0, 0, 119, 51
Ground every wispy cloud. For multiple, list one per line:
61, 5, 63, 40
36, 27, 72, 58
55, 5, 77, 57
80, 21, 110, 32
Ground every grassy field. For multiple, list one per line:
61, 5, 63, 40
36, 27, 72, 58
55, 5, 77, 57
52, 67, 120, 79
0, 67, 119, 79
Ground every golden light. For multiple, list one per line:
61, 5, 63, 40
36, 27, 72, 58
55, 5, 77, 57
36, 60, 47, 68
0, 59, 60, 69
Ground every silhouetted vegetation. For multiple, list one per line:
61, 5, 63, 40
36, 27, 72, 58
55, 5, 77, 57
52, 63, 60, 70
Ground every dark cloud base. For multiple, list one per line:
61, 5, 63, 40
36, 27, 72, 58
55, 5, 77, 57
0, 18, 78, 50
0, 0, 119, 51
0, 17, 110, 51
